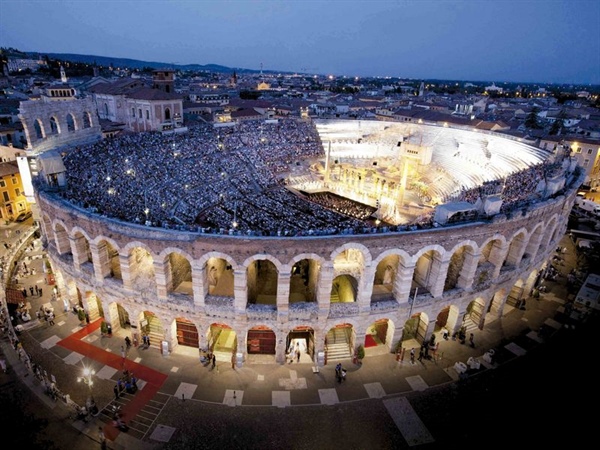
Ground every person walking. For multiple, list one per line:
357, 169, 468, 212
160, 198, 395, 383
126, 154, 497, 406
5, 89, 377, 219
113, 384, 120, 399
211, 354, 216, 369
410, 348, 416, 365
98, 426, 107, 450
296, 348, 301, 363
469, 333, 475, 348
121, 345, 126, 360
48, 312, 55, 326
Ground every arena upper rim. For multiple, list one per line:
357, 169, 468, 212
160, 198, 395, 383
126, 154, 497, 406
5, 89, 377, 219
45, 118, 557, 237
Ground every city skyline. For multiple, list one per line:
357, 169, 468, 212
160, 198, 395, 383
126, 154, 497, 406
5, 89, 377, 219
1, 0, 599, 85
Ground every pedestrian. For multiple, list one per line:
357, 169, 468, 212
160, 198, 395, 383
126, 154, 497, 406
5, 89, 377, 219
29, 287, 34, 296
410, 348, 415, 365
125, 336, 131, 349
113, 384, 120, 399
98, 426, 106, 450
48, 313, 55, 326
418, 346, 424, 362
211, 354, 216, 369
21, 288, 27, 298
39, 287, 43, 297
121, 346, 126, 359
469, 333, 475, 348
146, 335, 151, 348
296, 348, 301, 363
35, 285, 39, 296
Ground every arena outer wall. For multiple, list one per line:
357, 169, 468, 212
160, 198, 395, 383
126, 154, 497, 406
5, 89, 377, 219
35, 180, 577, 365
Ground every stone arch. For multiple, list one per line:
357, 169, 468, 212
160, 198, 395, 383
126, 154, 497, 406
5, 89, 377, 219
138, 310, 163, 348
246, 256, 280, 305
125, 245, 156, 294
505, 228, 528, 267
49, 116, 60, 135
444, 243, 475, 291
542, 216, 558, 251
201, 253, 236, 298
524, 223, 545, 261
464, 297, 486, 330
247, 325, 276, 355
435, 304, 460, 336
207, 322, 237, 361
331, 242, 372, 267
475, 236, 506, 285
94, 237, 122, 280
412, 247, 444, 296
165, 107, 171, 120
364, 318, 395, 352
488, 288, 506, 317
66, 113, 76, 132
402, 311, 430, 345
173, 317, 200, 348
287, 254, 322, 303
325, 322, 356, 363
71, 229, 92, 266
34, 119, 45, 139
372, 253, 401, 301
53, 221, 71, 256
161, 249, 193, 295
330, 274, 358, 303
41, 213, 54, 244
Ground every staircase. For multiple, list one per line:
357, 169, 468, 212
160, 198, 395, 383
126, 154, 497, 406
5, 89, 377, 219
146, 316, 163, 350
325, 328, 352, 363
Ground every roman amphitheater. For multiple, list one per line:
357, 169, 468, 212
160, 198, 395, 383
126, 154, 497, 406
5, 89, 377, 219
33, 117, 582, 365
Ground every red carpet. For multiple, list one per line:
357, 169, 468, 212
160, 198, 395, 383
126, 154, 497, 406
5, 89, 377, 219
57, 319, 168, 441
364, 334, 378, 348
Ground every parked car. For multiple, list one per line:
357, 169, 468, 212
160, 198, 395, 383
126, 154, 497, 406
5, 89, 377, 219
15, 211, 32, 222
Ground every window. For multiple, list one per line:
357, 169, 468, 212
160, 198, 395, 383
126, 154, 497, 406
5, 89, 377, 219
583, 159, 590, 167
14, 188, 20, 197
588, 149, 593, 154
11, 177, 17, 184
2, 191, 9, 202
138, 109, 142, 119
146, 110, 150, 120
132, 107, 135, 117
0, 180, 5, 188
577, 147, 581, 153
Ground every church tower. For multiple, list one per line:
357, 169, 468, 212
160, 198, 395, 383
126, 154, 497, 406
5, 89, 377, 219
419, 81, 425, 97
152, 69, 175, 94
60, 65, 68, 83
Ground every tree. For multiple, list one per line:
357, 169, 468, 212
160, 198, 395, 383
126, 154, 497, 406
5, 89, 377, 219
549, 109, 567, 135
525, 107, 541, 129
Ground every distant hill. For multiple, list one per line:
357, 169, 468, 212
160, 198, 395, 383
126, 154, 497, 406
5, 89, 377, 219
25, 51, 274, 75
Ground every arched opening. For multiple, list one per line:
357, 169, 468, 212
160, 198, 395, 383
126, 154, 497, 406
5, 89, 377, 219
435, 305, 460, 338
205, 257, 234, 297
413, 250, 440, 295
372, 255, 399, 302
505, 231, 527, 267
129, 247, 155, 293
34, 119, 44, 139
247, 259, 278, 305
506, 279, 526, 310
117, 304, 131, 330
364, 318, 391, 349
247, 325, 276, 355
104, 103, 109, 117
165, 107, 171, 121
167, 252, 192, 295
330, 274, 358, 303
464, 297, 486, 330
139, 311, 162, 348
83, 112, 92, 128
325, 324, 354, 364
208, 323, 236, 362
289, 258, 318, 303
475, 239, 503, 287
286, 326, 315, 363
98, 239, 121, 280
402, 312, 429, 345
66, 113, 76, 132
444, 246, 469, 291
175, 317, 199, 348
49, 116, 59, 135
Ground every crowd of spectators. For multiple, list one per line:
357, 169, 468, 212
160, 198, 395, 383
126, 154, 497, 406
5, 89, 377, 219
54, 118, 566, 236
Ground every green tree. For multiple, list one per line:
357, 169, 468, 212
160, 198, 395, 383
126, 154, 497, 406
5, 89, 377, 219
549, 109, 567, 135
525, 107, 541, 129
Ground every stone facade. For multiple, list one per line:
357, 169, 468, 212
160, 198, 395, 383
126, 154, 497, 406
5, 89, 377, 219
35, 181, 577, 365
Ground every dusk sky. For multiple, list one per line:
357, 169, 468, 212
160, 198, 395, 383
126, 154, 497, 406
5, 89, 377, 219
1, 0, 599, 85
